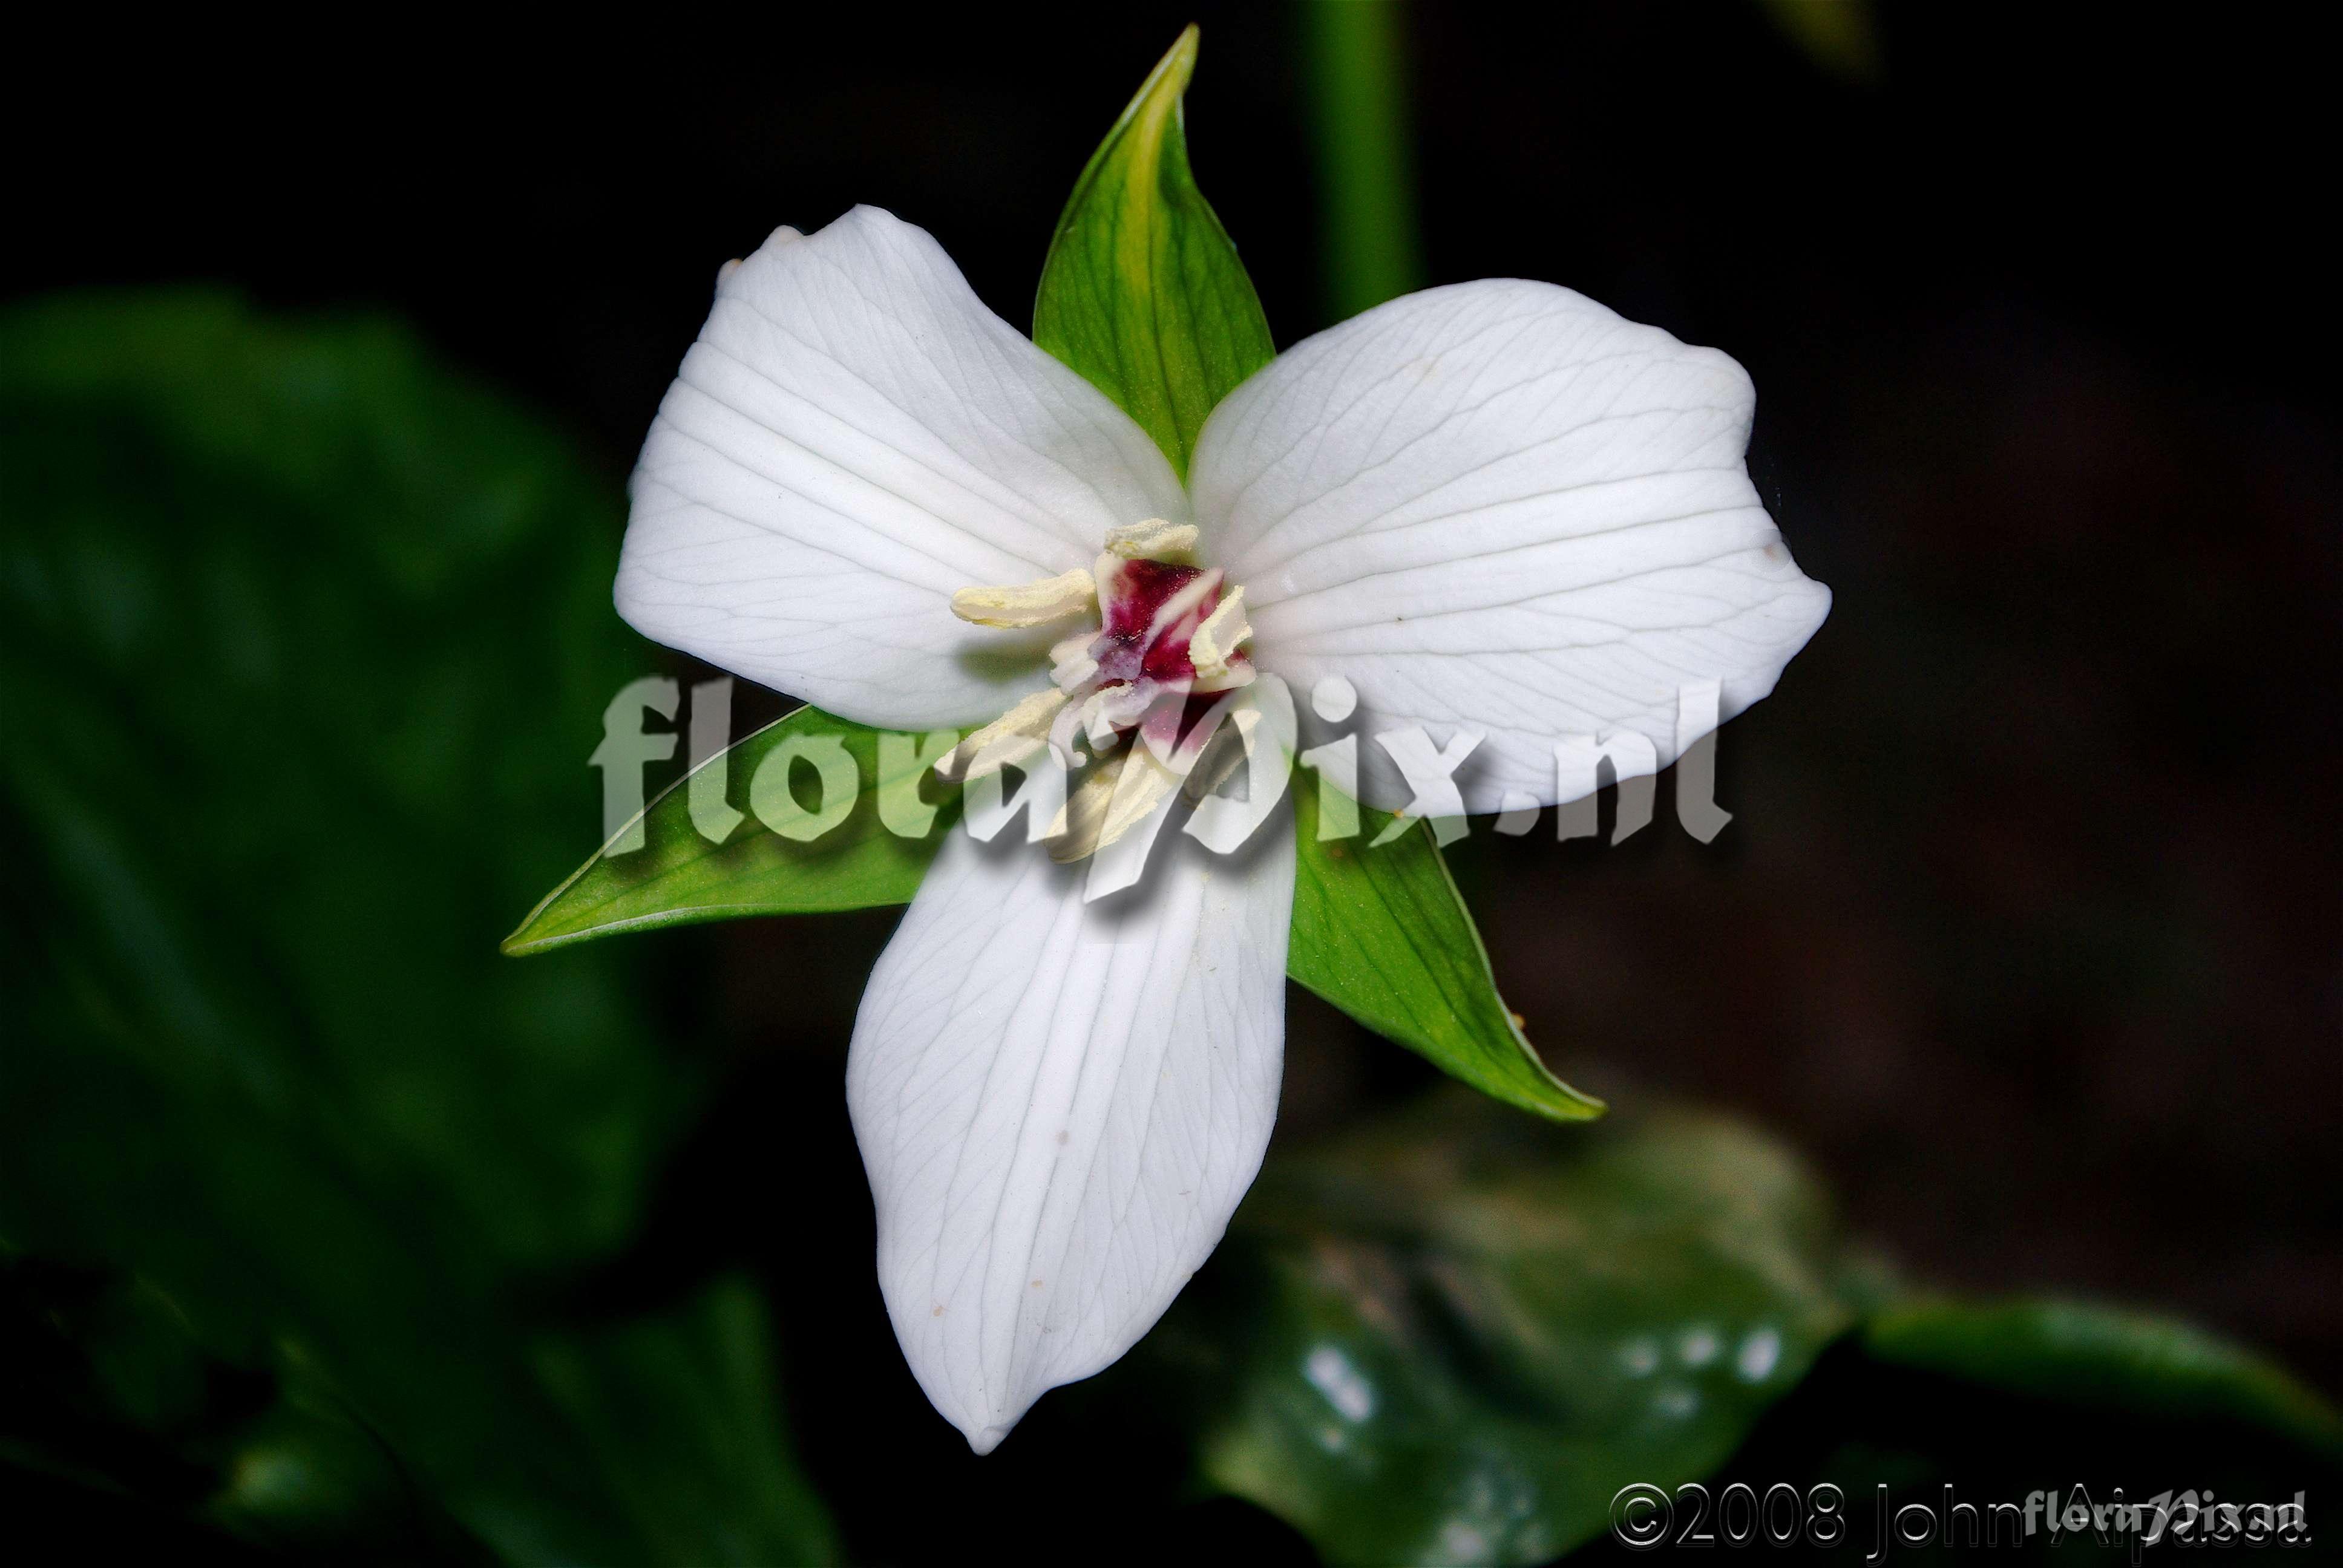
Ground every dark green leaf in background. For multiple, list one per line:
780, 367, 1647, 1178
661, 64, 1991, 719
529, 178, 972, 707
1032, 24, 1277, 477
1864, 1298, 2343, 1462
0, 293, 836, 1564
1127, 1085, 2343, 1568
531, 1279, 840, 1563
1693, 1296, 2343, 1564
1141, 1091, 1856, 1567
0, 1243, 494, 1561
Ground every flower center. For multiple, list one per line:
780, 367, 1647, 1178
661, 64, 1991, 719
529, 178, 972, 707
939, 519, 1256, 861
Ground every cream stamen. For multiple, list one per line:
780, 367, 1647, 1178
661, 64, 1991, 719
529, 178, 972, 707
951, 567, 1096, 629
934, 688, 1069, 782
1188, 586, 1251, 680
1046, 746, 1181, 863
1103, 518, 1199, 562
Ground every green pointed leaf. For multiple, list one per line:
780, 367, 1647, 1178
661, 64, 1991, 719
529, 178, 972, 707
1289, 783, 1603, 1122
1033, 24, 1276, 476
504, 705, 955, 956
1864, 1298, 2343, 1461
1141, 1091, 1856, 1567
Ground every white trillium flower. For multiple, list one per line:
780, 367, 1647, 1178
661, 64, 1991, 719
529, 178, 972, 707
614, 205, 1829, 1451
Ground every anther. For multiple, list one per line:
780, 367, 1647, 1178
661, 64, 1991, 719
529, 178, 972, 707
1103, 518, 1199, 563
950, 567, 1096, 629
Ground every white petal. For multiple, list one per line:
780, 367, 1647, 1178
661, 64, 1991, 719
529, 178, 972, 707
846, 815, 1294, 1452
618, 207, 1186, 730
1193, 279, 1830, 812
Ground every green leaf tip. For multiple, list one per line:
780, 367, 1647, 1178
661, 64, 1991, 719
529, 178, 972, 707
501, 706, 955, 957
1289, 786, 1605, 1125
1034, 23, 1275, 477
1153, 22, 1202, 97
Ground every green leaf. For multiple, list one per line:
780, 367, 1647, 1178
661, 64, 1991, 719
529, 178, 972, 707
1142, 1090, 1856, 1567
1033, 25, 1276, 476
504, 706, 955, 955
1685, 1296, 2343, 1551
0, 292, 836, 1564
1130, 1089, 2343, 1566
530, 1279, 841, 1565
0, 1242, 498, 1561
1289, 784, 1603, 1122
1864, 1298, 2343, 1462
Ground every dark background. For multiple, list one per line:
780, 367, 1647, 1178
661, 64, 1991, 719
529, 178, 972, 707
13, 1, 2338, 1554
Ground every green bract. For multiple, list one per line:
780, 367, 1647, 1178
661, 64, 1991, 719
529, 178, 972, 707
506, 27, 1602, 1124
504, 707, 954, 955
1032, 24, 1276, 479
1290, 788, 1601, 1121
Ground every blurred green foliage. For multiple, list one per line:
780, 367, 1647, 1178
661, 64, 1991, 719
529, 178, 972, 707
1674, 1304, 2342, 1566
0, 294, 836, 1564
1136, 1092, 2342, 1567
1141, 1091, 1860, 1564
1864, 1298, 2343, 1462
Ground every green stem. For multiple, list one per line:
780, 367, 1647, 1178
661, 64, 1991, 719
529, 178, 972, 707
1300, 0, 1426, 322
